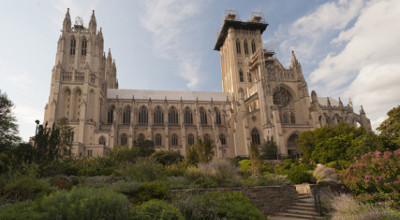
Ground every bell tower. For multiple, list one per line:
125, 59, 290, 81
214, 11, 268, 101
44, 9, 116, 156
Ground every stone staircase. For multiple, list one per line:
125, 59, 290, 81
270, 194, 326, 220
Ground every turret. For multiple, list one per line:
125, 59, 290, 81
338, 97, 343, 107
89, 10, 97, 34
290, 50, 304, 81
63, 8, 71, 32
311, 90, 318, 104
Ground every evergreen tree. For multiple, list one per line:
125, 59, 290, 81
0, 90, 20, 152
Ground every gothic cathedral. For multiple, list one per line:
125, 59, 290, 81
43, 9, 371, 158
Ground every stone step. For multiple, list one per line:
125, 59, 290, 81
286, 209, 321, 216
294, 202, 315, 207
297, 194, 312, 199
288, 205, 316, 212
274, 212, 325, 220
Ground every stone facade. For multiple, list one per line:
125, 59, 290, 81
170, 185, 298, 216
43, 9, 371, 158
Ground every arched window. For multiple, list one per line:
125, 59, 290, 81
120, 134, 127, 146
154, 106, 164, 124
282, 112, 289, 124
215, 108, 222, 125
187, 134, 194, 146
70, 36, 76, 55
244, 39, 249, 55
248, 73, 252, 82
123, 106, 131, 124
73, 89, 81, 120
219, 134, 226, 145
204, 134, 210, 142
107, 106, 115, 124
171, 134, 178, 146
184, 107, 193, 124
290, 113, 296, 124
251, 40, 256, 54
81, 38, 87, 56
168, 106, 178, 124
239, 70, 244, 82
236, 39, 241, 54
287, 134, 299, 157
200, 107, 207, 125
138, 133, 145, 142
155, 134, 162, 146
251, 128, 261, 145
99, 136, 106, 145
138, 106, 148, 124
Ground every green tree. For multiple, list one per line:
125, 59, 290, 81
55, 117, 73, 158
34, 122, 61, 165
185, 145, 199, 166
197, 138, 214, 163
0, 90, 20, 153
248, 143, 261, 176
378, 105, 400, 146
260, 138, 278, 160
133, 139, 155, 157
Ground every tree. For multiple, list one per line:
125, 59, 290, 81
248, 143, 261, 176
261, 138, 278, 160
197, 138, 214, 163
55, 117, 73, 158
0, 90, 20, 152
132, 139, 155, 157
378, 105, 400, 146
34, 122, 61, 165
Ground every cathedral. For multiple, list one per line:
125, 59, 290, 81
43, 9, 371, 158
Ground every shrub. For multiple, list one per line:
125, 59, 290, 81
260, 138, 278, 160
244, 174, 292, 186
274, 160, 314, 184
331, 195, 400, 220
78, 175, 120, 188
48, 175, 72, 190
37, 187, 131, 220
1, 164, 51, 202
132, 199, 184, 220
239, 159, 274, 176
313, 164, 338, 184
165, 176, 191, 189
134, 181, 168, 204
185, 161, 243, 188
173, 191, 265, 220
113, 180, 142, 197
338, 150, 400, 208
0, 201, 48, 220
115, 158, 165, 182
150, 150, 183, 166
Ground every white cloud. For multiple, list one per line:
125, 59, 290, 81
5, 70, 37, 90
14, 105, 43, 141
276, 0, 364, 63
310, 0, 400, 130
140, 0, 209, 89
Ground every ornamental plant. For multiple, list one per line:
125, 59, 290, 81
338, 150, 400, 208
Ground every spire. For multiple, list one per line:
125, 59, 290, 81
348, 98, 353, 108
338, 97, 343, 107
89, 10, 97, 33
311, 90, 318, 103
327, 97, 331, 107
63, 8, 71, 31
107, 49, 112, 63
360, 105, 365, 115
290, 50, 299, 68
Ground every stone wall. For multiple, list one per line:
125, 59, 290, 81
170, 185, 297, 216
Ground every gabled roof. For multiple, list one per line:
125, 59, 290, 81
318, 97, 340, 106
107, 89, 230, 102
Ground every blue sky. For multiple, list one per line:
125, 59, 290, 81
1, 0, 399, 141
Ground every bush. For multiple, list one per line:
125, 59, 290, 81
313, 164, 337, 184
165, 176, 191, 189
132, 199, 184, 220
331, 195, 400, 220
244, 174, 292, 186
338, 150, 400, 208
0, 201, 48, 220
274, 159, 314, 184
115, 158, 165, 182
37, 187, 131, 220
134, 181, 168, 204
1, 164, 51, 202
239, 159, 274, 176
151, 150, 183, 166
173, 191, 265, 220
78, 175, 120, 188
185, 160, 243, 188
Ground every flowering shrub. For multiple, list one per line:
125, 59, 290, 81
338, 150, 400, 208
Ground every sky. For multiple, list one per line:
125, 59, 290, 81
0, 0, 399, 141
